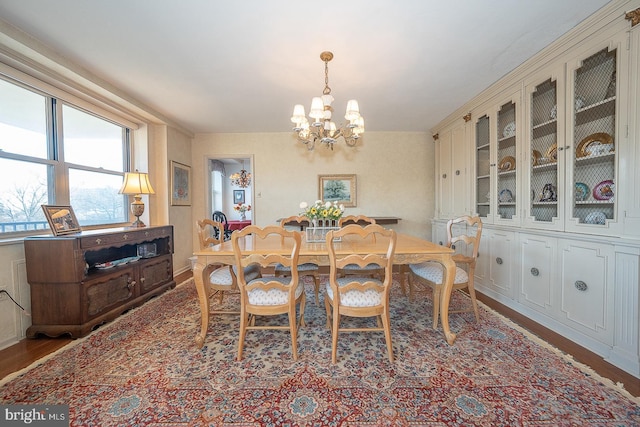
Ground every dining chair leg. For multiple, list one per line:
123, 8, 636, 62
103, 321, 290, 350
298, 295, 307, 327
432, 287, 441, 330
289, 306, 298, 361
238, 311, 248, 361
467, 285, 480, 322
381, 310, 394, 363
407, 272, 416, 302
397, 265, 408, 296
331, 305, 340, 364
324, 297, 332, 329
312, 275, 320, 304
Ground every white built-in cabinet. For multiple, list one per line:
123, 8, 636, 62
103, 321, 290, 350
431, 3, 640, 378
434, 119, 469, 219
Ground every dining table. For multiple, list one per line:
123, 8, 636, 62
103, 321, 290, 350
192, 231, 457, 349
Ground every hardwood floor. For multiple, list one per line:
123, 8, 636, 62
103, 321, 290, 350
1, 270, 637, 397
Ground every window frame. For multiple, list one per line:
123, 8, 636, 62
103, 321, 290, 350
0, 72, 136, 239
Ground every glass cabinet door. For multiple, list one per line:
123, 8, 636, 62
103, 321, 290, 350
475, 114, 490, 218
496, 101, 517, 220
529, 78, 560, 225
570, 47, 616, 226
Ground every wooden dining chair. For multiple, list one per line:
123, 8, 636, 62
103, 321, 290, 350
337, 215, 385, 280
196, 219, 261, 313
232, 225, 307, 361
212, 211, 232, 241
275, 215, 321, 304
407, 215, 483, 329
325, 224, 397, 363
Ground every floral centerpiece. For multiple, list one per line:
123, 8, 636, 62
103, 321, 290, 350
234, 203, 251, 220
299, 200, 344, 242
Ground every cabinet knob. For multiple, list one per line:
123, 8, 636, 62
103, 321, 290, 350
455, 170, 461, 176
451, 244, 456, 250
442, 173, 447, 179
530, 267, 539, 276
490, 163, 496, 167
558, 146, 564, 151
145, 231, 150, 236
574, 280, 588, 291
127, 279, 136, 289
140, 277, 146, 283
95, 238, 102, 245
496, 257, 503, 265
123, 234, 129, 240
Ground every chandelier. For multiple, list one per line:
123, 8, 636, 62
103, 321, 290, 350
290, 51, 364, 151
229, 163, 252, 188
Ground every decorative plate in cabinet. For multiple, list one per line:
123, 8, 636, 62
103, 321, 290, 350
498, 156, 516, 171
576, 133, 614, 158
593, 180, 614, 201
498, 189, 513, 203
575, 182, 589, 201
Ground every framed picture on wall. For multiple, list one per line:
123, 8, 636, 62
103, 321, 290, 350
171, 161, 191, 206
234, 189, 245, 204
42, 205, 82, 236
318, 174, 357, 207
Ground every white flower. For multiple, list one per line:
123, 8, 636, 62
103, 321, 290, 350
340, 204, 345, 211
299, 201, 308, 209
315, 200, 322, 205
325, 201, 331, 208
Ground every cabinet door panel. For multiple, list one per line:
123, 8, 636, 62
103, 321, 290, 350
139, 255, 173, 294
437, 130, 453, 219
559, 241, 613, 343
519, 234, 556, 313
85, 269, 135, 319
487, 230, 515, 297
451, 124, 468, 217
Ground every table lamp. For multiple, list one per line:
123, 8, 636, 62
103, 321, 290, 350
119, 170, 155, 228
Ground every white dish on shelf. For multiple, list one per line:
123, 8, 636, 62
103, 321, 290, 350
584, 211, 606, 225
498, 189, 513, 203
502, 121, 516, 138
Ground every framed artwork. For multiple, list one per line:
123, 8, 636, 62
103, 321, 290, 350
171, 161, 191, 206
42, 205, 82, 236
318, 174, 357, 207
234, 189, 245, 204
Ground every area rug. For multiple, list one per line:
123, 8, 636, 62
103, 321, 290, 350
1, 276, 638, 426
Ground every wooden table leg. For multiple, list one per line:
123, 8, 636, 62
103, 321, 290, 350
439, 255, 457, 345
193, 261, 210, 348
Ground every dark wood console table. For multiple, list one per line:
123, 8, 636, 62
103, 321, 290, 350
24, 225, 176, 338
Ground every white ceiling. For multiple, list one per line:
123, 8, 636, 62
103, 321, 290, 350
0, 0, 612, 134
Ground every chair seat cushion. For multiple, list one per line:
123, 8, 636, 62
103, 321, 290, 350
341, 263, 381, 271
246, 276, 305, 305
409, 262, 468, 285
274, 262, 319, 273
325, 277, 383, 307
210, 264, 260, 286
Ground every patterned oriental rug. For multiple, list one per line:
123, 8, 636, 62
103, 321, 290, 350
1, 277, 638, 426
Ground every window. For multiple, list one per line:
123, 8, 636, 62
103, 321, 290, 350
0, 77, 131, 235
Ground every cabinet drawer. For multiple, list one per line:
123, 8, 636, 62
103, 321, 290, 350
80, 227, 172, 249
84, 269, 136, 320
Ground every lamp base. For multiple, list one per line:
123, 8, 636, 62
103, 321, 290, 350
130, 197, 146, 228
130, 217, 147, 228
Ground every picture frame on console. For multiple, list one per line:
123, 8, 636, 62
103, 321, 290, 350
42, 205, 82, 236
318, 174, 357, 207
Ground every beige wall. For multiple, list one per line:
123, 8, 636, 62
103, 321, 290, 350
167, 126, 194, 274
191, 131, 434, 254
